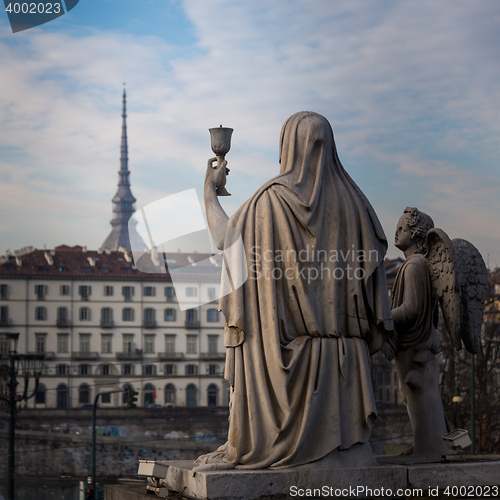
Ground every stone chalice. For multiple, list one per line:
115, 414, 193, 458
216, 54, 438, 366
208, 125, 233, 197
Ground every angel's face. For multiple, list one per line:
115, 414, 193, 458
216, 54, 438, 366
395, 214, 413, 252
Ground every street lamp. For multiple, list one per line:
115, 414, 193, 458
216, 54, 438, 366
0, 332, 44, 500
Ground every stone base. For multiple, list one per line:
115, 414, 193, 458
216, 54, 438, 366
158, 460, 407, 499
105, 459, 500, 500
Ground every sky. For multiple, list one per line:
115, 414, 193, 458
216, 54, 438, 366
0, 0, 499, 267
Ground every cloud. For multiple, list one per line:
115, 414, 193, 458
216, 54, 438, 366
0, 0, 499, 264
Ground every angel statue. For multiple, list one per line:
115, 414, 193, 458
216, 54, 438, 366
382, 207, 488, 459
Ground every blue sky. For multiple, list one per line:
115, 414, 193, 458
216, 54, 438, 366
1, 0, 500, 266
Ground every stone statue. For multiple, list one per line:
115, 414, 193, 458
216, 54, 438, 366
382, 207, 488, 459
197, 111, 394, 470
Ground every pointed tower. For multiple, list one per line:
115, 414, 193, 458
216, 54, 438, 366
101, 89, 146, 251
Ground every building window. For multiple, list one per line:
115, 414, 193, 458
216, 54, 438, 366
122, 286, 134, 300
57, 334, 68, 353
208, 335, 218, 353
35, 385, 46, 405
165, 384, 176, 406
57, 384, 68, 408
186, 384, 196, 407
164, 363, 175, 375
377, 372, 383, 384
79, 307, 90, 321
186, 287, 197, 297
144, 308, 156, 326
385, 371, 390, 385
101, 334, 112, 354
1, 306, 9, 324
144, 383, 155, 406
0, 284, 8, 299
101, 365, 110, 376
144, 365, 155, 376
165, 286, 175, 302
56, 364, 67, 375
123, 364, 132, 375
60, 285, 70, 296
186, 308, 198, 327
144, 334, 155, 354
34, 284, 46, 300
79, 364, 89, 375
79, 285, 91, 300
101, 393, 111, 404
0, 334, 8, 355
144, 286, 156, 297
164, 308, 176, 322
187, 335, 197, 354
207, 309, 219, 322
394, 371, 398, 384
35, 334, 46, 354
185, 364, 198, 376
123, 334, 134, 353
208, 364, 218, 375
35, 306, 47, 321
79, 334, 91, 353
207, 384, 218, 407
79, 385, 90, 405
122, 307, 134, 321
104, 286, 114, 296
57, 307, 69, 324
207, 287, 216, 301
101, 307, 113, 326
165, 335, 175, 353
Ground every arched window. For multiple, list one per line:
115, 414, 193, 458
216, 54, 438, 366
186, 384, 197, 407
79, 384, 90, 405
164, 384, 176, 406
144, 383, 155, 407
207, 384, 218, 407
57, 384, 68, 408
35, 384, 46, 405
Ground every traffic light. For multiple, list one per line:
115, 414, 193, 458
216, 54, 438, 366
126, 389, 138, 409
86, 487, 94, 500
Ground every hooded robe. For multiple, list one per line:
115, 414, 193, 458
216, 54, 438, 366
204, 112, 393, 469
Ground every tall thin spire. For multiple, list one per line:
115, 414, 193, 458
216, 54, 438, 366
101, 88, 146, 252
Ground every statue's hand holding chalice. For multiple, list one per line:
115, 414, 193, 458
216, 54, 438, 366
207, 125, 233, 196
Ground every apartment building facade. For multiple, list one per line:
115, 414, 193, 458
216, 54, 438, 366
0, 245, 228, 409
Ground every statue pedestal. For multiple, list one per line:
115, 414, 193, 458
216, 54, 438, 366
161, 460, 406, 499
105, 459, 500, 500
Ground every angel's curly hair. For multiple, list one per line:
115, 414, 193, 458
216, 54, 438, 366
403, 207, 434, 254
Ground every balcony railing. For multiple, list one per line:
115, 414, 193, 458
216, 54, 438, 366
100, 319, 114, 328
28, 351, 54, 360
185, 320, 200, 329
116, 352, 142, 361
200, 352, 226, 360
56, 319, 71, 328
72, 351, 98, 360
158, 352, 184, 361
143, 320, 157, 329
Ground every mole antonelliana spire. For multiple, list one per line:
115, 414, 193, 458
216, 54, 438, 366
101, 87, 146, 251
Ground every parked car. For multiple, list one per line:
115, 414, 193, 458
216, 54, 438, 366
147, 403, 163, 408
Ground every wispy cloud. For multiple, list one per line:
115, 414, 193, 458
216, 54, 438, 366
0, 0, 499, 264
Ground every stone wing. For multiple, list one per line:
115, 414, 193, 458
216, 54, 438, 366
424, 228, 461, 350
452, 238, 487, 354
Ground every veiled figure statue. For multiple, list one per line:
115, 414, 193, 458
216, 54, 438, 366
197, 111, 394, 470
382, 207, 488, 459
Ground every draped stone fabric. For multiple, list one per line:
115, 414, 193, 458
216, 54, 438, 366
386, 254, 437, 355
210, 112, 393, 469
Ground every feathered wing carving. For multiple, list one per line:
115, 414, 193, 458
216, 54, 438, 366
452, 238, 488, 354
424, 228, 462, 350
